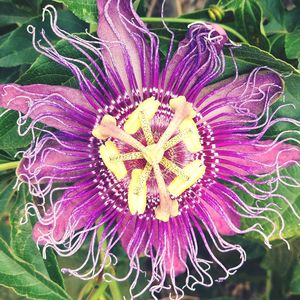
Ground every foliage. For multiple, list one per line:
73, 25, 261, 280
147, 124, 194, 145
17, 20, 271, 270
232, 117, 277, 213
0, 0, 299, 299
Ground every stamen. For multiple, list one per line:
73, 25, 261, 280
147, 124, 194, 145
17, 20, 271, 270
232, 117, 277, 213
139, 110, 154, 145
160, 157, 189, 180
136, 163, 152, 192
142, 144, 164, 166
179, 119, 202, 153
169, 96, 197, 118
168, 160, 206, 197
94, 96, 204, 222
110, 152, 144, 162
124, 97, 160, 134
99, 141, 127, 181
163, 128, 192, 150
157, 96, 197, 148
93, 114, 146, 152
92, 115, 116, 140
153, 163, 179, 222
128, 164, 152, 215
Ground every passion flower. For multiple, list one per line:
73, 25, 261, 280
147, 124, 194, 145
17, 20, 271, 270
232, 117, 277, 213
0, 0, 299, 298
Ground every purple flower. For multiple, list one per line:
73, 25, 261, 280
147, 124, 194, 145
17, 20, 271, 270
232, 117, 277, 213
1, 1, 300, 298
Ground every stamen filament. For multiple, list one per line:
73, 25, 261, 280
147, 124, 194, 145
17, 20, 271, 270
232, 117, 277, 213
94, 117, 146, 152
153, 163, 179, 222
160, 158, 189, 180
163, 128, 192, 150
139, 111, 155, 145
110, 152, 144, 162
157, 97, 196, 148
134, 163, 152, 195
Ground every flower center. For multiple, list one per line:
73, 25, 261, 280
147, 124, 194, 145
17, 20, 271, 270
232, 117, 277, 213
143, 144, 164, 166
92, 96, 206, 222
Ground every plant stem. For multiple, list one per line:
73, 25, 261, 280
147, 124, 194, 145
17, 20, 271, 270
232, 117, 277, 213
141, 17, 248, 43
266, 269, 272, 300
0, 161, 20, 172
89, 23, 98, 33
147, 0, 158, 17
175, 0, 182, 16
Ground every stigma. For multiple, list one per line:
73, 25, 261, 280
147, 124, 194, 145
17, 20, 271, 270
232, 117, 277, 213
92, 96, 205, 222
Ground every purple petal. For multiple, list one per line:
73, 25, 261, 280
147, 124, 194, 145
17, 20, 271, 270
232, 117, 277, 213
201, 190, 240, 236
196, 69, 283, 121
32, 180, 100, 245
151, 220, 188, 276
118, 214, 148, 257
162, 23, 228, 101
0, 84, 96, 134
97, 0, 159, 96
220, 140, 300, 176
17, 133, 92, 184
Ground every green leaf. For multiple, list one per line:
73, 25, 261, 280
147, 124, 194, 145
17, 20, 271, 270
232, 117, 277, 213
53, 0, 98, 24
133, 0, 146, 17
0, 67, 20, 83
234, 0, 269, 50
203, 298, 234, 300
222, 44, 297, 80
10, 185, 49, 274
0, 108, 42, 150
0, 2, 31, 27
269, 33, 286, 60
262, 238, 300, 299
0, 174, 16, 213
261, 0, 284, 30
290, 260, 300, 294
262, 0, 300, 34
43, 249, 65, 289
0, 110, 19, 137
0, 10, 86, 68
285, 30, 300, 60
10, 185, 65, 288
241, 165, 300, 241
0, 237, 71, 300
266, 74, 300, 140
178, 8, 209, 21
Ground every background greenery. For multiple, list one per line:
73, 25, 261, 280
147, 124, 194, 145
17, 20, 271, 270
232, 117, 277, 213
0, 0, 300, 299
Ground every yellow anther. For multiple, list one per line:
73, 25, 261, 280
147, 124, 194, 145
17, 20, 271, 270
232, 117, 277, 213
92, 115, 117, 140
169, 96, 196, 119
155, 200, 179, 222
128, 167, 151, 215
155, 207, 170, 222
124, 97, 160, 134
179, 119, 202, 153
99, 141, 127, 181
170, 199, 179, 217
168, 160, 206, 197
